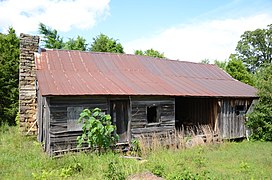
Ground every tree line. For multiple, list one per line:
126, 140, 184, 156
0, 23, 271, 141
39, 23, 164, 58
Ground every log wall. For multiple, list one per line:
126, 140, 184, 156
37, 95, 253, 155
38, 95, 175, 155
130, 96, 175, 138
43, 96, 108, 155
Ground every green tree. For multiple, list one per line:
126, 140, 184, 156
200, 59, 210, 64
64, 36, 88, 51
200, 59, 227, 70
235, 24, 272, 73
214, 60, 227, 70
226, 55, 255, 86
247, 64, 272, 141
90, 33, 124, 53
134, 48, 165, 58
134, 50, 144, 56
38, 23, 64, 49
0, 27, 19, 125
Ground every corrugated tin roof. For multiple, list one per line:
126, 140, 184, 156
35, 49, 257, 97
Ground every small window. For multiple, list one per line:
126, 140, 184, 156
235, 105, 245, 115
147, 106, 158, 123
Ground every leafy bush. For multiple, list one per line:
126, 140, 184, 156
130, 139, 141, 156
247, 64, 272, 141
104, 160, 125, 180
77, 108, 118, 152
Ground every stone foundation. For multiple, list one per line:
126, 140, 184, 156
19, 34, 39, 134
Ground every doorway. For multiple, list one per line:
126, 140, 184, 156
110, 100, 129, 143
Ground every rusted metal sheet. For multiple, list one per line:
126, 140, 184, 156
36, 49, 257, 97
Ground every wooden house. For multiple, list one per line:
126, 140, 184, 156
19, 34, 257, 155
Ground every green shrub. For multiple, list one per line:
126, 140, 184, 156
104, 159, 125, 180
247, 64, 272, 141
77, 108, 118, 152
130, 139, 141, 156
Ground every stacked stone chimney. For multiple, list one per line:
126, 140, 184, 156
19, 34, 39, 134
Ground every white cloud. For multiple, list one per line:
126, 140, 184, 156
0, 0, 110, 34
124, 14, 272, 63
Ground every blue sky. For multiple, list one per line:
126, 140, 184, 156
0, 0, 271, 62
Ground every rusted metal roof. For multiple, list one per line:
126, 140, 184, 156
35, 49, 257, 97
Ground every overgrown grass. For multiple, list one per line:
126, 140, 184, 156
1, 126, 272, 179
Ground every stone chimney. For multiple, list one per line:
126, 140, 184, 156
19, 34, 39, 134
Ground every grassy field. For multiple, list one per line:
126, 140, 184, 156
0, 126, 272, 179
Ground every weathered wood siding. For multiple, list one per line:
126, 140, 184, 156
38, 95, 176, 155
130, 96, 175, 138
46, 96, 108, 155
218, 98, 253, 139
38, 94, 254, 155
175, 97, 255, 139
37, 91, 43, 142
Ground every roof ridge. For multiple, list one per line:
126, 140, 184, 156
42, 48, 221, 65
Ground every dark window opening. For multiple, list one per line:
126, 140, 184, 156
147, 106, 158, 123
235, 105, 245, 115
